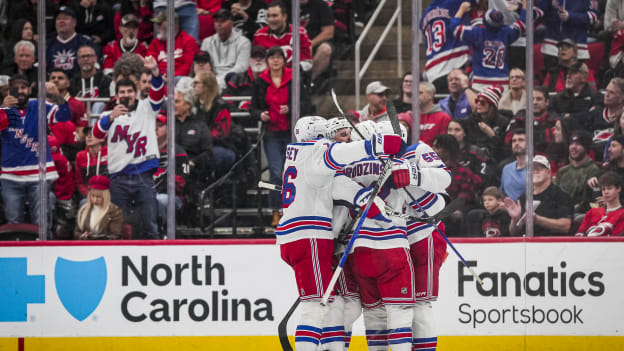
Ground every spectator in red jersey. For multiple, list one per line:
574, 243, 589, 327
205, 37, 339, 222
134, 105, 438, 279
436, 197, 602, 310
418, 81, 451, 146
48, 135, 75, 239
114, 0, 154, 43
250, 45, 313, 226
542, 39, 597, 93
102, 14, 148, 77
576, 172, 624, 236
148, 12, 199, 80
253, 1, 313, 72
74, 127, 108, 204
46, 72, 82, 162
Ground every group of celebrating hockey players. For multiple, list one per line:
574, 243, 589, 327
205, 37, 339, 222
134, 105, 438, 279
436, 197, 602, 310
276, 116, 451, 351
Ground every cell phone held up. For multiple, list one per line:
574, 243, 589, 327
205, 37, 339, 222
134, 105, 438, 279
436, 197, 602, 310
119, 96, 131, 109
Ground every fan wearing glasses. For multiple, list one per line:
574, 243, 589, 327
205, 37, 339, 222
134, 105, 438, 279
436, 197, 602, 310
463, 85, 511, 163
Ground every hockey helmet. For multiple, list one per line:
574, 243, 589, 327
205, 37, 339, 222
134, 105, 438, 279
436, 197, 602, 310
376, 120, 408, 143
326, 117, 352, 140
294, 116, 329, 142
351, 120, 378, 141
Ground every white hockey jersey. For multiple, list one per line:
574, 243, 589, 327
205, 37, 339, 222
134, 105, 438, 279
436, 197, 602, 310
401, 143, 452, 244
338, 156, 411, 252
93, 76, 165, 175
275, 139, 378, 245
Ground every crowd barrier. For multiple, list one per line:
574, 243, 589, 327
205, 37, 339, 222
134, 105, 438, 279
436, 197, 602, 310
1, 237, 623, 351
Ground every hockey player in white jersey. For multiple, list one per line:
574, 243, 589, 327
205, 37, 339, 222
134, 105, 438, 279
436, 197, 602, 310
327, 117, 352, 143
277, 116, 403, 351
382, 120, 452, 351
337, 122, 416, 351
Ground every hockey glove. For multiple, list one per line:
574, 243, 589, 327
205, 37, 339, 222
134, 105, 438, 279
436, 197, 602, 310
391, 158, 420, 188
0, 108, 21, 130
354, 186, 392, 223
368, 134, 402, 156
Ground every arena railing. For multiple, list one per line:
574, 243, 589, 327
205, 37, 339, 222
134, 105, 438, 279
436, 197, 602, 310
355, 0, 403, 109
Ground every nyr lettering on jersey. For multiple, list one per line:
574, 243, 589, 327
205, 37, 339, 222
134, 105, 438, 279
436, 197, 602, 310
285, 146, 299, 161
343, 162, 381, 178
7, 128, 40, 155
111, 126, 147, 157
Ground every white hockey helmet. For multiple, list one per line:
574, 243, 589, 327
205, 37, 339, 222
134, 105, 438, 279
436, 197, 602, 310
351, 120, 378, 141
326, 117, 352, 139
294, 116, 329, 142
376, 120, 408, 143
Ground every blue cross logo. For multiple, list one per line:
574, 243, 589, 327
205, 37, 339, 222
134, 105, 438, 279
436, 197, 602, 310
0, 257, 45, 322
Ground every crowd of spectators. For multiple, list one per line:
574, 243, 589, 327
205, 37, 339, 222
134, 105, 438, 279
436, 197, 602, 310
1, 0, 624, 239
0, 0, 363, 238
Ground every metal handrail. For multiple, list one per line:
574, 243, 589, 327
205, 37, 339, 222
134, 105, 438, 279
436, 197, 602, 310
355, 0, 402, 109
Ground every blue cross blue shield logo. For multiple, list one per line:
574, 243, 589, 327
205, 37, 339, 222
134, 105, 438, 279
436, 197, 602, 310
54, 257, 107, 321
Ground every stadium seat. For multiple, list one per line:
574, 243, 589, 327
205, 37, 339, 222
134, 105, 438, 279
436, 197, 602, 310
0, 223, 39, 241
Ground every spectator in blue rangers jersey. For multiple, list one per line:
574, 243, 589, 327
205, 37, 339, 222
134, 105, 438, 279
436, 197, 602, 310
538, 0, 598, 67
0, 77, 71, 227
452, 3, 526, 92
47, 6, 95, 77
93, 56, 164, 239
420, 0, 475, 93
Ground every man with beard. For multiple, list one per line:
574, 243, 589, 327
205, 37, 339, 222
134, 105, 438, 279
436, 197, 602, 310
102, 14, 148, 77
253, 1, 313, 72
555, 130, 601, 218
500, 129, 527, 200
0, 76, 71, 227
223, 45, 266, 111
505, 154, 573, 236
93, 55, 164, 239
358, 81, 390, 122
49, 68, 88, 132
70, 45, 112, 116
147, 12, 199, 79
550, 62, 602, 122
505, 86, 558, 153
439, 68, 476, 119
47, 70, 82, 161
200, 9, 251, 91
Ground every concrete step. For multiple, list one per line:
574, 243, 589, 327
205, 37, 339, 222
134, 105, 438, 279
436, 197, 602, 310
358, 25, 414, 45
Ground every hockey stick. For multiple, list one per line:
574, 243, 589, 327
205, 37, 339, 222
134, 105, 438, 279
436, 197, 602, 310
320, 152, 395, 306
258, 180, 282, 192
277, 297, 300, 351
331, 91, 483, 285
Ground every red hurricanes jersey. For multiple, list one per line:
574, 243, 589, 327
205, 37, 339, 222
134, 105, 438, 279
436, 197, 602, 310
577, 207, 624, 236
102, 39, 148, 75
147, 30, 199, 77
253, 25, 312, 68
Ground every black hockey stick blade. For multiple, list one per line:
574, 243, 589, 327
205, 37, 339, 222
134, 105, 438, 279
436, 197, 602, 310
278, 298, 300, 351
385, 100, 402, 136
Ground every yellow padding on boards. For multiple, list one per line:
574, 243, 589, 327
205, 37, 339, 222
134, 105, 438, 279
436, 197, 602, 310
0, 338, 18, 351
4, 335, 624, 351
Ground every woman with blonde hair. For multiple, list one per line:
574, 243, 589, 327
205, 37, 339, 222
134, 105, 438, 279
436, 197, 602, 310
74, 175, 124, 240
193, 70, 237, 168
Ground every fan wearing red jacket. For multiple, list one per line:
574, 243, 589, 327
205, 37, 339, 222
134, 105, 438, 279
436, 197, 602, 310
147, 13, 199, 78
74, 127, 109, 201
576, 172, 624, 236
103, 14, 149, 76
253, 1, 313, 72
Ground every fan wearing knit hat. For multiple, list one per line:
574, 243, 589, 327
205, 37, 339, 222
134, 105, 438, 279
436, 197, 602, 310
75, 175, 124, 240
464, 85, 510, 162
451, 1, 527, 91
